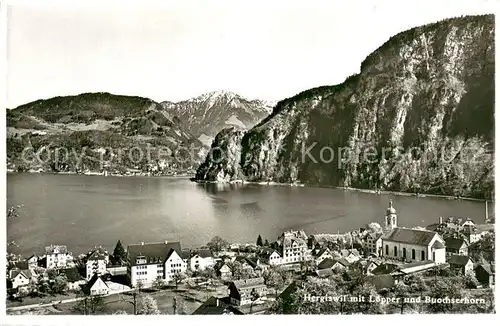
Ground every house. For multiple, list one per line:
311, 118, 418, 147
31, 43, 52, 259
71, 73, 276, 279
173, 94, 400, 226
365, 260, 381, 275
228, 277, 267, 306
475, 264, 495, 288
313, 248, 333, 265
189, 249, 215, 271
461, 225, 484, 244
88, 274, 110, 296
192, 296, 244, 315
127, 241, 186, 287
340, 249, 361, 263
234, 256, 256, 275
85, 247, 109, 280
316, 257, 350, 274
60, 267, 86, 291
448, 255, 474, 275
277, 230, 310, 265
27, 254, 39, 270
215, 261, 232, 280
366, 233, 383, 256
260, 249, 282, 266
9, 269, 32, 289
45, 245, 74, 269
445, 237, 468, 256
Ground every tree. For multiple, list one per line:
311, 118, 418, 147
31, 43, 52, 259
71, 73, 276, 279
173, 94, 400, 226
264, 239, 270, 247
264, 268, 285, 297
137, 295, 160, 315
256, 235, 263, 246
206, 236, 229, 254
152, 277, 165, 290
366, 222, 382, 235
390, 282, 414, 314
172, 272, 186, 289
51, 274, 69, 294
72, 294, 107, 315
113, 240, 127, 265
463, 273, 480, 289
426, 278, 464, 313
406, 274, 428, 297
7, 204, 23, 219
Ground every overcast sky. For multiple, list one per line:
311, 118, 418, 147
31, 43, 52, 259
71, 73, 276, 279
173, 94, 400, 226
6, 0, 497, 108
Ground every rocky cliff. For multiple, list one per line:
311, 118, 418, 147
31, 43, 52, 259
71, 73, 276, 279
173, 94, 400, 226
196, 15, 495, 199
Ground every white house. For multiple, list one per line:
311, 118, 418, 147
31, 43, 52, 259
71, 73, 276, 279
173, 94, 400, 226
189, 249, 215, 271
85, 247, 109, 280
9, 269, 32, 289
45, 245, 73, 269
314, 248, 333, 265
277, 230, 310, 265
26, 254, 39, 270
127, 241, 186, 288
366, 233, 383, 256
88, 274, 109, 296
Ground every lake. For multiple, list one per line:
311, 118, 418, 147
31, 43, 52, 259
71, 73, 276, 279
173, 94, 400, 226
7, 173, 491, 257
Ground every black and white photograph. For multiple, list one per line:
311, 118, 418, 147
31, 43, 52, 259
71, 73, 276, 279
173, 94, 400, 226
2, 0, 497, 317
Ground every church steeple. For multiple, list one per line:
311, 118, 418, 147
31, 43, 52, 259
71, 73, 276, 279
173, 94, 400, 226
385, 199, 397, 231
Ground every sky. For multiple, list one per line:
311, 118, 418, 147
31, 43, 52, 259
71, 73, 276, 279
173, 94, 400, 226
5, 0, 498, 108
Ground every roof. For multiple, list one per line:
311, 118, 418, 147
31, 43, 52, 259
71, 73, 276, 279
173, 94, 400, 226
448, 255, 472, 266
476, 264, 495, 275
192, 296, 244, 315
87, 247, 109, 261
60, 267, 84, 282
316, 268, 334, 278
382, 228, 438, 246
317, 258, 335, 270
45, 245, 68, 255
431, 241, 445, 249
10, 269, 31, 280
341, 249, 360, 257
231, 277, 265, 290
179, 249, 191, 260
371, 263, 401, 275
88, 274, 108, 289
445, 237, 467, 250
13, 261, 28, 270
314, 248, 330, 258
127, 241, 181, 265
193, 248, 213, 259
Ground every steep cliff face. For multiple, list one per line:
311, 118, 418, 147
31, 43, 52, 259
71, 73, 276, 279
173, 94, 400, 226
196, 15, 494, 199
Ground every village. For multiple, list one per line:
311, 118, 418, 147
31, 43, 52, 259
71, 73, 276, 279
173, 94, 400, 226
6, 200, 496, 315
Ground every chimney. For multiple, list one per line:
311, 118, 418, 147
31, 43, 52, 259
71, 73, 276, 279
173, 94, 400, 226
439, 216, 443, 224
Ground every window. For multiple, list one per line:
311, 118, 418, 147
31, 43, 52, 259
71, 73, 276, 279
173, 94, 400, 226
403, 248, 406, 259
393, 246, 397, 257
421, 250, 425, 260
412, 249, 415, 260
385, 245, 389, 255
432, 252, 436, 261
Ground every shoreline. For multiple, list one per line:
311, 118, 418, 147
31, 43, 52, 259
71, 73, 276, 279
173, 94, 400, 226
7, 170, 489, 203
191, 179, 489, 203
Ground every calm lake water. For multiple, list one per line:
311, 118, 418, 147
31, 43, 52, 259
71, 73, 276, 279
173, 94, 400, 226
7, 173, 491, 257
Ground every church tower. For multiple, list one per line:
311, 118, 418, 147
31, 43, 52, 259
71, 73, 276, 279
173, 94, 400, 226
385, 199, 398, 231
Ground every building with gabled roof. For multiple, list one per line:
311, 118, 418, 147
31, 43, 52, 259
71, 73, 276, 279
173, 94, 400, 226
87, 274, 109, 296
85, 246, 110, 280
277, 229, 310, 265
45, 244, 74, 269
192, 296, 244, 315
126, 241, 185, 287
448, 255, 474, 275
444, 237, 468, 256
189, 248, 215, 271
228, 277, 267, 306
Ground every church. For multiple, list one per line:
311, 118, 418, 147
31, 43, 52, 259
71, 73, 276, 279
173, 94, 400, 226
380, 200, 446, 264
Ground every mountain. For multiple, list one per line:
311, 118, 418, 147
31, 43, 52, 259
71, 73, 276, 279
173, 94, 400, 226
7, 92, 206, 174
161, 91, 274, 146
195, 14, 495, 200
